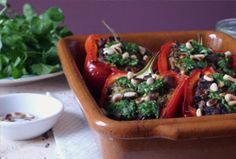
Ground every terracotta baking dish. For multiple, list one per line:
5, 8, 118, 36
57, 31, 236, 159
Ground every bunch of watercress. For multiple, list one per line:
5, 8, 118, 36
0, 0, 72, 79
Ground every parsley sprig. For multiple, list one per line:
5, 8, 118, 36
0, 0, 72, 79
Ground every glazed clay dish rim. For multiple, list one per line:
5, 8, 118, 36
57, 30, 236, 140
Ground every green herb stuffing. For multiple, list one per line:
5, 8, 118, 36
106, 76, 170, 120
137, 100, 159, 119
179, 40, 211, 55
213, 73, 236, 94
208, 92, 236, 113
102, 40, 151, 69
0, 0, 72, 79
105, 53, 138, 67
217, 58, 234, 76
136, 79, 164, 95
108, 99, 137, 120
170, 40, 235, 75
108, 99, 160, 120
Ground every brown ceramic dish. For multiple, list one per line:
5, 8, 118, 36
57, 31, 236, 159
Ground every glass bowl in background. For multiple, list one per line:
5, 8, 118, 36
216, 18, 236, 39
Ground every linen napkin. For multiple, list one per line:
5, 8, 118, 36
53, 91, 101, 159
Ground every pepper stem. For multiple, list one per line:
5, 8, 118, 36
101, 20, 119, 42
135, 51, 159, 79
197, 33, 203, 45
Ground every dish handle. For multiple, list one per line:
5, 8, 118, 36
153, 119, 236, 140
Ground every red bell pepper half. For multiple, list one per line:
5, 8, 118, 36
183, 67, 215, 117
84, 35, 119, 98
100, 71, 187, 119
157, 42, 176, 75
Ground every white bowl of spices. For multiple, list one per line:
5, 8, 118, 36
0, 93, 63, 140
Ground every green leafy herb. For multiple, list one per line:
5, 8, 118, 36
108, 99, 137, 120
105, 53, 138, 67
217, 58, 234, 75
0, 0, 72, 79
209, 92, 236, 113
136, 79, 164, 95
137, 100, 159, 119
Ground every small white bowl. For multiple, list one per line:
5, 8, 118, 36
0, 93, 63, 140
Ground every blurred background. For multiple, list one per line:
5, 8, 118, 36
10, 0, 236, 35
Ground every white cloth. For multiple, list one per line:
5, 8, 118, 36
52, 84, 101, 159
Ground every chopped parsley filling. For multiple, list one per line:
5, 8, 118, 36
169, 40, 235, 76
97, 37, 152, 72
105, 74, 174, 120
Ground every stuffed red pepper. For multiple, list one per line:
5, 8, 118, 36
84, 35, 152, 97
158, 39, 236, 76
100, 70, 186, 120
183, 67, 236, 117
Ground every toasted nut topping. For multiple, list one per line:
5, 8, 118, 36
224, 51, 232, 57
146, 77, 154, 85
196, 108, 202, 117
127, 71, 134, 80
151, 74, 160, 80
218, 81, 224, 88
124, 92, 137, 98
143, 55, 149, 61
131, 78, 138, 85
190, 54, 205, 61
225, 94, 236, 102
103, 43, 122, 55
131, 55, 137, 59
203, 75, 214, 82
142, 95, 151, 102
223, 74, 236, 83
112, 93, 123, 102
0, 112, 35, 122
110, 43, 122, 53
228, 101, 236, 106
180, 70, 185, 75
210, 83, 218, 92
103, 48, 115, 55
186, 41, 193, 49
206, 99, 217, 107
122, 52, 129, 59
139, 46, 146, 55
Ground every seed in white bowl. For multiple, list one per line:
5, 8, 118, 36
210, 83, 218, 92
203, 75, 214, 82
224, 51, 232, 57
124, 92, 137, 98
196, 108, 202, 117
139, 46, 146, 55
112, 93, 123, 102
127, 71, 134, 80
122, 52, 129, 59
146, 77, 154, 85
186, 41, 193, 49
223, 74, 236, 83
